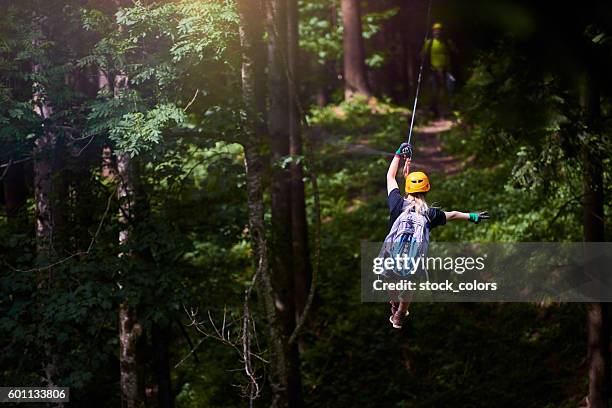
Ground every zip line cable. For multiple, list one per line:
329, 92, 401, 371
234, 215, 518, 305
407, 0, 433, 145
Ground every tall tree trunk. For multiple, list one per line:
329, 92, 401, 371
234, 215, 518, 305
33, 64, 57, 271
117, 149, 145, 408
287, 0, 312, 342
265, 0, 303, 404
340, 0, 370, 100
111, 1, 145, 404
582, 68, 610, 408
31, 18, 62, 387
237, 0, 302, 406
33, 90, 59, 388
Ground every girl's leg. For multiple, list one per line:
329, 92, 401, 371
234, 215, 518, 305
398, 289, 415, 315
390, 290, 413, 328
396, 301, 409, 316
390, 303, 405, 328
388, 289, 399, 315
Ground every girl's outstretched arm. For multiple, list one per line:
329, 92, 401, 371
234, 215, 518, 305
444, 211, 489, 223
444, 211, 469, 221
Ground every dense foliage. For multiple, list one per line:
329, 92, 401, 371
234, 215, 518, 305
1, 0, 611, 407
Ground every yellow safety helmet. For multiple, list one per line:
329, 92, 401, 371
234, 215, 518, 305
405, 171, 430, 194
432, 22, 443, 30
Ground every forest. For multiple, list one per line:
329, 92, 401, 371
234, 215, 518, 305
1, 0, 611, 407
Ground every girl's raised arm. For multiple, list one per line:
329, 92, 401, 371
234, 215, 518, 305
387, 143, 412, 195
387, 155, 401, 194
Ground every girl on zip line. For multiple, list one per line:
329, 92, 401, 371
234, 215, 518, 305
383, 142, 489, 328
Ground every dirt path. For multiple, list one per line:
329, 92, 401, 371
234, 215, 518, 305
313, 104, 464, 177
410, 118, 463, 175
337, 116, 463, 176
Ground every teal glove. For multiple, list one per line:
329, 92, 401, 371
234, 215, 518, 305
395, 143, 412, 159
468, 211, 489, 224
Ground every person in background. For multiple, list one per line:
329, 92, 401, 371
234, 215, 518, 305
422, 22, 456, 118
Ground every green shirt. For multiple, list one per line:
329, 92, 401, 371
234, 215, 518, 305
423, 39, 450, 71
